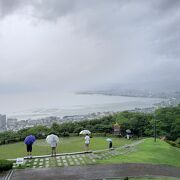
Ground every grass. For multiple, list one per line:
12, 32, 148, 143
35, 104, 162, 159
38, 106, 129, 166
0, 136, 132, 159
106, 177, 178, 180
1, 137, 180, 168
106, 178, 177, 180
98, 138, 180, 167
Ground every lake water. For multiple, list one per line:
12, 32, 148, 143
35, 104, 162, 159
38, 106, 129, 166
7, 92, 164, 120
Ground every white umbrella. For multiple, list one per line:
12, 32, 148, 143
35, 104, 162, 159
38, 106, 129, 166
106, 138, 112, 142
79, 130, 91, 135
126, 129, 131, 133
46, 134, 59, 144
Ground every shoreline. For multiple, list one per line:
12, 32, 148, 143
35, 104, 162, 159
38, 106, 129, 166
7, 94, 174, 121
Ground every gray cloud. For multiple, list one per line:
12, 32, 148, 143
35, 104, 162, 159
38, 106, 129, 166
0, 0, 27, 18
0, 0, 95, 19
0, 0, 180, 96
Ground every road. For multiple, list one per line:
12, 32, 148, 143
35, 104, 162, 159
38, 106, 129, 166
6, 163, 180, 180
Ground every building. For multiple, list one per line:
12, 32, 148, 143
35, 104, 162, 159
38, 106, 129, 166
113, 122, 121, 135
7, 118, 18, 130
0, 114, 6, 132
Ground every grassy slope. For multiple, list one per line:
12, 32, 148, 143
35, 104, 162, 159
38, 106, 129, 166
99, 138, 180, 167
130, 179, 177, 180
0, 137, 132, 159
108, 178, 176, 180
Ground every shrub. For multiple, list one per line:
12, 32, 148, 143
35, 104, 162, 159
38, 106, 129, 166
0, 140, 5, 145
60, 132, 70, 137
4, 140, 9, 144
175, 138, 180, 145
123, 177, 129, 180
0, 160, 13, 171
165, 140, 178, 147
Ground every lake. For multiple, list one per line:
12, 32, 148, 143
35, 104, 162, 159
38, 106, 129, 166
6, 92, 164, 120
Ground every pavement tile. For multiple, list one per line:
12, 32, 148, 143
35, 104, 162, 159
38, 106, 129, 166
75, 161, 81, 165
69, 162, 74, 165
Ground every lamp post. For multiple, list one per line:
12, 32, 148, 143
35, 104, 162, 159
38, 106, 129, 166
154, 113, 157, 142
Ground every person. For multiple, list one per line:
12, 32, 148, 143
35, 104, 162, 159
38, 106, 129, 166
24, 135, 36, 158
85, 134, 90, 151
26, 143, 33, 158
109, 140, 113, 149
51, 136, 57, 157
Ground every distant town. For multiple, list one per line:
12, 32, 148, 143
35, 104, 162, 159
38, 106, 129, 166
0, 111, 115, 132
79, 89, 180, 99
0, 95, 179, 133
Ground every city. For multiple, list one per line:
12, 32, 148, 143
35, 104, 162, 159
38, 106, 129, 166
0, 96, 178, 132
0, 111, 115, 132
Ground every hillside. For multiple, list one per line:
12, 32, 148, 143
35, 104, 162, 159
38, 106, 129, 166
98, 138, 180, 167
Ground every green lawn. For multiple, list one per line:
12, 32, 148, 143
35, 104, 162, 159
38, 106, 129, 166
129, 177, 178, 180
1, 137, 180, 168
107, 178, 177, 180
99, 138, 180, 167
0, 136, 132, 159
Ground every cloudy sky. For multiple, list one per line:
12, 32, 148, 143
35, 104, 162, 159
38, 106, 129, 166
0, 0, 180, 113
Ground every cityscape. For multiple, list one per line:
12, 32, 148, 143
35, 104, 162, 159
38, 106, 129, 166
0, 96, 178, 132
0, 111, 114, 132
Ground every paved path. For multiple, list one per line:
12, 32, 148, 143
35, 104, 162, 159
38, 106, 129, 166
0, 171, 8, 180
9, 163, 180, 180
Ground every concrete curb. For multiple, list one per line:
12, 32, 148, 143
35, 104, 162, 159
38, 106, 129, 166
3, 170, 14, 180
8, 151, 92, 161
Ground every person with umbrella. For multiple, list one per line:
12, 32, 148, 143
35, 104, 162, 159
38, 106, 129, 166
106, 138, 113, 149
46, 133, 59, 157
79, 130, 91, 151
85, 134, 90, 151
24, 135, 36, 158
126, 129, 131, 139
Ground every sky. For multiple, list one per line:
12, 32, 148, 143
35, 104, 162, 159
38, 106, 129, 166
0, 0, 180, 113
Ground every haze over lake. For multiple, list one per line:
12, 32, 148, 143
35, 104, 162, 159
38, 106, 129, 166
5, 93, 163, 120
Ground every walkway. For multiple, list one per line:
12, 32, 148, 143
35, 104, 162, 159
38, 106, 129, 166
8, 163, 180, 180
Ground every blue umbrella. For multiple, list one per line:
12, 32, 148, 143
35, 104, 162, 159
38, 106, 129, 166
24, 135, 36, 145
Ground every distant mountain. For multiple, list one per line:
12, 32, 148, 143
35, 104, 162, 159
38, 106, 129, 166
79, 88, 180, 99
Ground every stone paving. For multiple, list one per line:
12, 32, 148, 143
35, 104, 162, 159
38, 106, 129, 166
13, 153, 97, 169
12, 140, 144, 169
